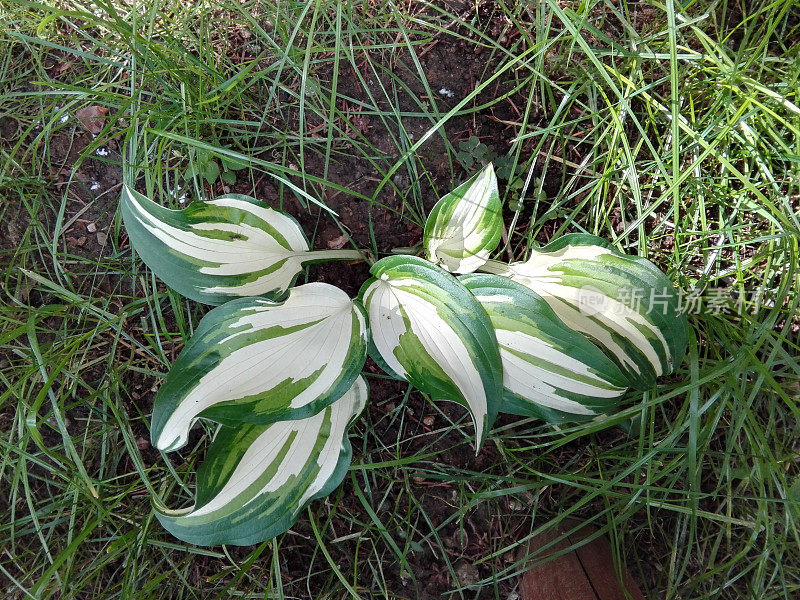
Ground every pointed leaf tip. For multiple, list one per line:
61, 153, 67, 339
155, 376, 368, 546
461, 273, 629, 423
359, 255, 502, 448
121, 186, 358, 304
150, 282, 368, 452
488, 234, 688, 389
424, 164, 502, 274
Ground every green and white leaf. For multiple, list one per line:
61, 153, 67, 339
359, 256, 502, 447
460, 274, 629, 423
423, 164, 502, 274
150, 282, 368, 452
121, 186, 362, 305
154, 376, 368, 546
480, 234, 688, 389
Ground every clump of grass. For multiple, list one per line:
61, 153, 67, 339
1, 0, 799, 598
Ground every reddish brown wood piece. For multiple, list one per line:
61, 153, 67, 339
518, 521, 646, 600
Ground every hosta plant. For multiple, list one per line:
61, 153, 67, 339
122, 163, 687, 546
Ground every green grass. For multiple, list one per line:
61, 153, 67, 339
1, 0, 799, 598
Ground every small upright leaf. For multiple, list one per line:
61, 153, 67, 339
220, 169, 237, 185
483, 234, 688, 389
154, 376, 368, 546
460, 274, 629, 423
424, 164, 502, 274
150, 282, 368, 452
201, 159, 220, 185
359, 256, 502, 447
121, 186, 361, 305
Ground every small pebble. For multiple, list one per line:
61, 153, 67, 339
454, 561, 480, 587
96, 231, 108, 246
439, 87, 455, 98
86, 222, 97, 233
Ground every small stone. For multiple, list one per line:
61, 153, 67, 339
422, 415, 434, 426
86, 222, 97, 233
454, 561, 480, 588
96, 231, 108, 246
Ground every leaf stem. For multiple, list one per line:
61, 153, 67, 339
477, 259, 513, 276
303, 249, 370, 263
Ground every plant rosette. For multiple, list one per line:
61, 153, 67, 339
121, 162, 687, 546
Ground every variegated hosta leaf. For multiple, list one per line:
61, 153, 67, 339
481, 234, 688, 390
359, 255, 502, 447
460, 274, 629, 423
154, 376, 368, 546
423, 164, 502, 274
121, 186, 362, 305
150, 282, 368, 452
